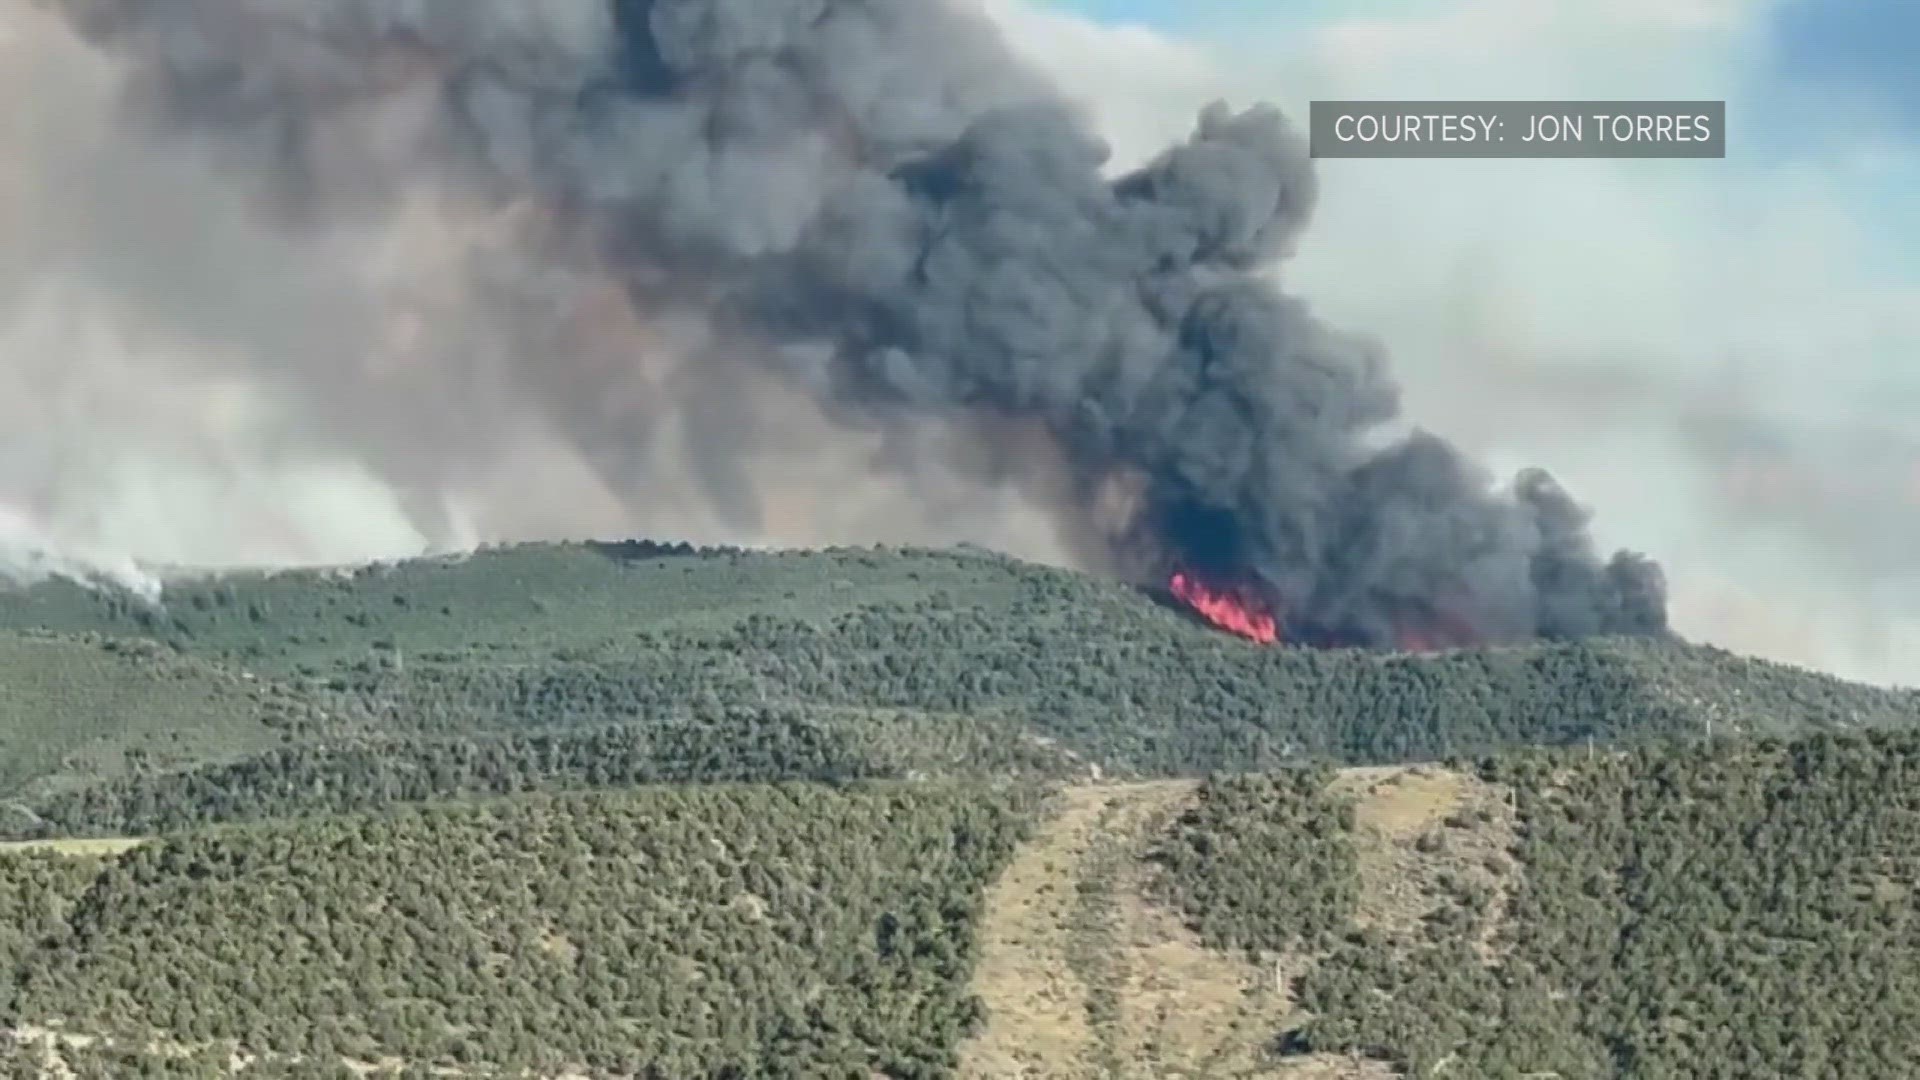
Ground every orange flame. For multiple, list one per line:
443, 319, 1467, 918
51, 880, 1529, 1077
1170, 572, 1279, 644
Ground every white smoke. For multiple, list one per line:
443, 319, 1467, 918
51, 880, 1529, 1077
3, 0, 1914, 685
0, 3, 1075, 589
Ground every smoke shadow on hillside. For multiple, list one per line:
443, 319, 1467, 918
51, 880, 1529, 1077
583, 539, 724, 566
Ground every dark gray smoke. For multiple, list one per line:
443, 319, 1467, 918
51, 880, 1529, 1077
48, 0, 1666, 647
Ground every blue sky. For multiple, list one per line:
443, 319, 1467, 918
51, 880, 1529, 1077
1769, 0, 1920, 131
1052, 0, 1917, 133
1048, 0, 1920, 270
1011, 0, 1920, 681
1762, 0, 1920, 271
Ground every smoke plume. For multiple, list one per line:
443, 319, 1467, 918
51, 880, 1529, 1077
11, 0, 1665, 647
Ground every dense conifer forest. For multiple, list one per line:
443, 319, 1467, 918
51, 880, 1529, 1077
2, 784, 1036, 1078
4, 541, 1919, 1077
5, 543, 1912, 834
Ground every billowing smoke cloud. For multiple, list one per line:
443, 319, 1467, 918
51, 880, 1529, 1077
12, 0, 1665, 648
0, 1, 1074, 571
971, 0, 1920, 683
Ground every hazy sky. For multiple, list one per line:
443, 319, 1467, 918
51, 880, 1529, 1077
1, 0, 1915, 685
1000, 0, 1920, 684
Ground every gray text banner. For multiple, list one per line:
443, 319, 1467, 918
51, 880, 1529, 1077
1309, 101, 1726, 158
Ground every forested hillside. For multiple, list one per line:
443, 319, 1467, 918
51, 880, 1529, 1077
0, 630, 317, 800
5, 541, 1920, 1078
1151, 731, 1920, 1079
10, 734, 1920, 1077
3, 783, 1038, 1078
4, 542, 1914, 836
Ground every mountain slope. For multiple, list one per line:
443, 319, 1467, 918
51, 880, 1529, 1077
2, 542, 1915, 837
5, 782, 1039, 1079
6, 540, 1920, 1077
0, 630, 346, 805
11, 733, 1920, 1078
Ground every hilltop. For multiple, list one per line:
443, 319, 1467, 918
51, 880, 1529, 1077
5, 541, 1920, 1078
1, 541, 1914, 834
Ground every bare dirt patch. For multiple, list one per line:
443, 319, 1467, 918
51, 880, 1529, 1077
963, 780, 1351, 1079
1337, 766, 1467, 838
0, 836, 144, 858
958, 784, 1123, 1079
1100, 783, 1285, 1078
1333, 765, 1519, 958
1269, 1052, 1402, 1079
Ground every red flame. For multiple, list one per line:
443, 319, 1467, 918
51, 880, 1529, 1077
1169, 572, 1279, 644
1171, 572, 1490, 654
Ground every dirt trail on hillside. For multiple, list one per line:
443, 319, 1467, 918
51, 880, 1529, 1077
960, 779, 1391, 1079
959, 768, 1513, 1078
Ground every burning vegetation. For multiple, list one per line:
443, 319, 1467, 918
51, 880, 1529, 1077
1168, 570, 1479, 653
1169, 571, 1280, 644
49, 0, 1670, 654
